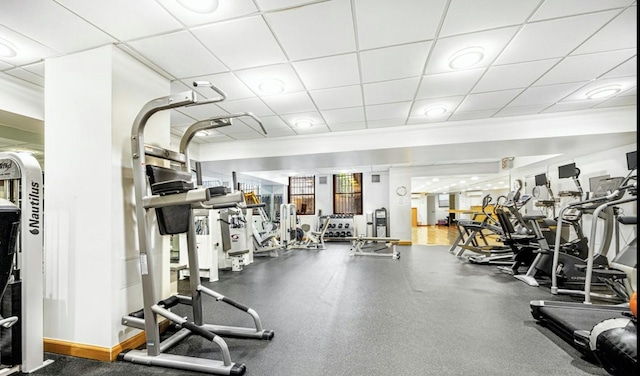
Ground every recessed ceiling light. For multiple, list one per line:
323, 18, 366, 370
432, 178, 440, 182
585, 84, 622, 100
176, 0, 219, 13
424, 105, 448, 117
449, 46, 485, 70
294, 119, 313, 129
258, 78, 285, 95
471, 176, 479, 180
197, 130, 209, 136
0, 38, 17, 58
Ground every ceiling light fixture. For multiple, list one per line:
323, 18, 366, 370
448, 46, 485, 70
294, 119, 313, 129
0, 38, 18, 58
176, 0, 219, 14
258, 78, 285, 95
196, 130, 210, 136
424, 105, 448, 117
585, 84, 622, 100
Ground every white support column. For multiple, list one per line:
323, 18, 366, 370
44, 45, 171, 350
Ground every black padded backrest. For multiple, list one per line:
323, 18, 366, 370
145, 165, 193, 235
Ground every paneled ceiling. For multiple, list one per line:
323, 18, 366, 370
0, 0, 637, 190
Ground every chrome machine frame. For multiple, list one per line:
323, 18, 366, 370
119, 82, 272, 375
0, 152, 52, 375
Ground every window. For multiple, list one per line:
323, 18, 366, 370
438, 194, 450, 208
288, 176, 315, 215
334, 173, 363, 214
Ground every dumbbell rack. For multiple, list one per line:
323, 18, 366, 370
320, 214, 354, 241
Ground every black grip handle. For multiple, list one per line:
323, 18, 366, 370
157, 295, 180, 309
221, 297, 249, 312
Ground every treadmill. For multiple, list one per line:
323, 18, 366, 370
530, 170, 637, 358
530, 237, 636, 355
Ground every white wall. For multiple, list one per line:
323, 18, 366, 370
44, 45, 171, 348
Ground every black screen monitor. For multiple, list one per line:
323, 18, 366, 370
626, 150, 636, 170
558, 163, 577, 179
534, 173, 547, 187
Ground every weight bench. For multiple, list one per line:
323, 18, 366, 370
345, 236, 400, 259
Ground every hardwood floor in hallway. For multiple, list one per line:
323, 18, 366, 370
411, 224, 459, 246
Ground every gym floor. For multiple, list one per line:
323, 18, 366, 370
31, 241, 609, 376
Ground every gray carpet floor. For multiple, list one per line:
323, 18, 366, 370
29, 244, 611, 376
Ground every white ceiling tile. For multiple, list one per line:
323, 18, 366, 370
363, 77, 420, 105
473, 59, 559, 93
560, 76, 637, 102
255, 116, 290, 131
0, 62, 13, 70
4, 68, 45, 86
354, 0, 446, 49
494, 105, 550, 117
171, 80, 193, 94
535, 50, 636, 86
217, 98, 275, 117
309, 85, 363, 110
418, 69, 484, 99
171, 110, 197, 126
509, 82, 586, 106
601, 56, 637, 79
543, 101, 599, 113
202, 134, 234, 143
0, 0, 114, 54
365, 102, 411, 121
440, 0, 539, 37
192, 16, 287, 70
292, 124, 331, 135
366, 118, 407, 128
261, 92, 316, 114
594, 95, 637, 107
620, 87, 637, 97
530, 0, 634, 21
328, 122, 367, 132
265, 128, 297, 137
266, 0, 356, 60
21, 61, 44, 76
127, 31, 227, 78
573, 7, 637, 55
177, 103, 229, 120
156, 0, 259, 26
411, 96, 466, 117
234, 64, 305, 95
0, 25, 58, 66
256, 0, 324, 12
56, 0, 182, 40
219, 121, 258, 134
280, 111, 324, 128
293, 54, 360, 90
183, 73, 255, 101
360, 42, 432, 83
230, 132, 267, 140
321, 107, 365, 125
448, 109, 498, 121
495, 11, 619, 65
457, 89, 522, 111
426, 27, 518, 75
406, 114, 450, 125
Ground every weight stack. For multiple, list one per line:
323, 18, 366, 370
1, 280, 21, 366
